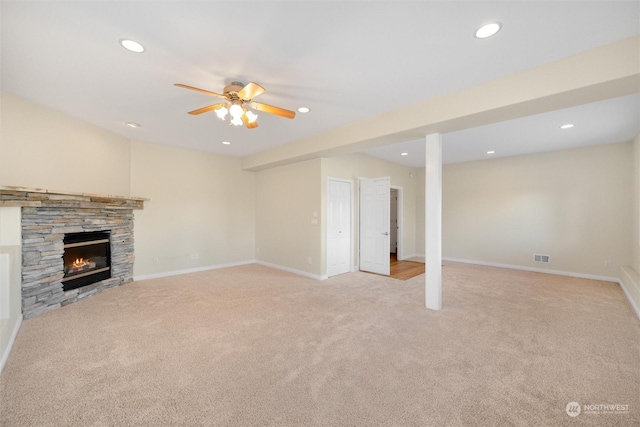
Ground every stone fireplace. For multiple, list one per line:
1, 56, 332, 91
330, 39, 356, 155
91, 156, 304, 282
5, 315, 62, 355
0, 187, 147, 318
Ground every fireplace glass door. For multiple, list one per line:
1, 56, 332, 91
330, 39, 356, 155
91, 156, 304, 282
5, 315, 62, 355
62, 231, 111, 291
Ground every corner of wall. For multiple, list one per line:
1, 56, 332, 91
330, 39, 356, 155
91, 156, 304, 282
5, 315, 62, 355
0, 246, 23, 375
619, 266, 640, 320
0, 207, 24, 374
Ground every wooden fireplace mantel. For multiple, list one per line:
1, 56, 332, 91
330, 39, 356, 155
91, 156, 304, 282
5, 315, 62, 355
0, 186, 149, 209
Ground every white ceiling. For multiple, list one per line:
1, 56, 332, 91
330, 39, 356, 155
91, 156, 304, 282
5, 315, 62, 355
366, 93, 640, 166
1, 1, 639, 168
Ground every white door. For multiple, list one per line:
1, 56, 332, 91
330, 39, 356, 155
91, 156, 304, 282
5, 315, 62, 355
327, 179, 352, 277
359, 177, 390, 275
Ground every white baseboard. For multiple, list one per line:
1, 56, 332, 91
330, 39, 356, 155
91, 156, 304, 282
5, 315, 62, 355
443, 257, 619, 283
404, 253, 425, 259
133, 260, 256, 282
135, 260, 327, 282
0, 314, 22, 376
255, 261, 325, 280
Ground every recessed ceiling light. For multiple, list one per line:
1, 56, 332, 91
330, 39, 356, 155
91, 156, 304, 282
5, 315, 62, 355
119, 39, 145, 53
222, 141, 231, 145
560, 123, 574, 129
124, 122, 141, 128
475, 22, 501, 39
401, 152, 409, 156
298, 107, 310, 113
486, 150, 495, 154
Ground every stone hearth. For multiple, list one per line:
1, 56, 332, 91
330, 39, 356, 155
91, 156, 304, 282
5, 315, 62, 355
0, 187, 147, 318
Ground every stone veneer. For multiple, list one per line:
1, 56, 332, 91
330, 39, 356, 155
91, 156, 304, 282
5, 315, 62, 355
0, 187, 147, 319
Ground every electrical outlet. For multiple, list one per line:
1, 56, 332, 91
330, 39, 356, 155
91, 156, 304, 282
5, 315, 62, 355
194, 253, 199, 260
153, 257, 158, 265
306, 257, 312, 265
605, 260, 611, 268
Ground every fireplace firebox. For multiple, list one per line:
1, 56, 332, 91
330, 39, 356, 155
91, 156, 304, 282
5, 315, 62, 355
62, 231, 111, 292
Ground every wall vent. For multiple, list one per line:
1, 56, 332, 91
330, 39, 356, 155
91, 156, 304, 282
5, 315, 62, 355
533, 254, 550, 264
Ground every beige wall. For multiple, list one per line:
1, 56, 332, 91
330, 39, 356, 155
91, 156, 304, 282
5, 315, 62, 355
1, 93, 257, 279
255, 153, 420, 278
2, 91, 636, 287
130, 141, 256, 277
0, 92, 131, 196
255, 159, 323, 277
442, 142, 633, 278
322, 153, 420, 274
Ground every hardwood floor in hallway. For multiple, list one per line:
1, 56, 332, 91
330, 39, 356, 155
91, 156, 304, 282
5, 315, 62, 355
390, 253, 425, 280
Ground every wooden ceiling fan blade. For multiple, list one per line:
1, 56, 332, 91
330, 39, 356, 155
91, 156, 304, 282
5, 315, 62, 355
237, 82, 265, 101
174, 83, 226, 99
241, 113, 259, 129
188, 103, 227, 115
250, 102, 296, 119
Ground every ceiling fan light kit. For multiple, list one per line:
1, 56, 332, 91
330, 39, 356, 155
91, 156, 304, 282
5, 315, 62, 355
174, 81, 296, 129
215, 106, 228, 120
228, 102, 244, 123
245, 110, 258, 123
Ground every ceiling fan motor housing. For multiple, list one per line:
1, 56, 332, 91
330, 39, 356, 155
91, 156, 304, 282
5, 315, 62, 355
224, 82, 246, 100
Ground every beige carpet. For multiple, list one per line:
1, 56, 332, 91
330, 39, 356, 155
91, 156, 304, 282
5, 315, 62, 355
1, 262, 638, 426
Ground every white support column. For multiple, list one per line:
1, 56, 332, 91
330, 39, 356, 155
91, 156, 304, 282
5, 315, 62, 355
425, 133, 442, 310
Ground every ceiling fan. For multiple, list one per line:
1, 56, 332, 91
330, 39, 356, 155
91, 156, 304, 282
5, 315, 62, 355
174, 81, 295, 129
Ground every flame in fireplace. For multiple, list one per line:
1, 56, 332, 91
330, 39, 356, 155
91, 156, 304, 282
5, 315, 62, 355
65, 258, 96, 275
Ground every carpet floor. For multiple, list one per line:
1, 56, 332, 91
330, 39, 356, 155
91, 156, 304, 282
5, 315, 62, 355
1, 262, 638, 426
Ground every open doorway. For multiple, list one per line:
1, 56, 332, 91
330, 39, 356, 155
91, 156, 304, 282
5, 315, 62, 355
390, 186, 403, 261
390, 188, 397, 254
358, 179, 405, 277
